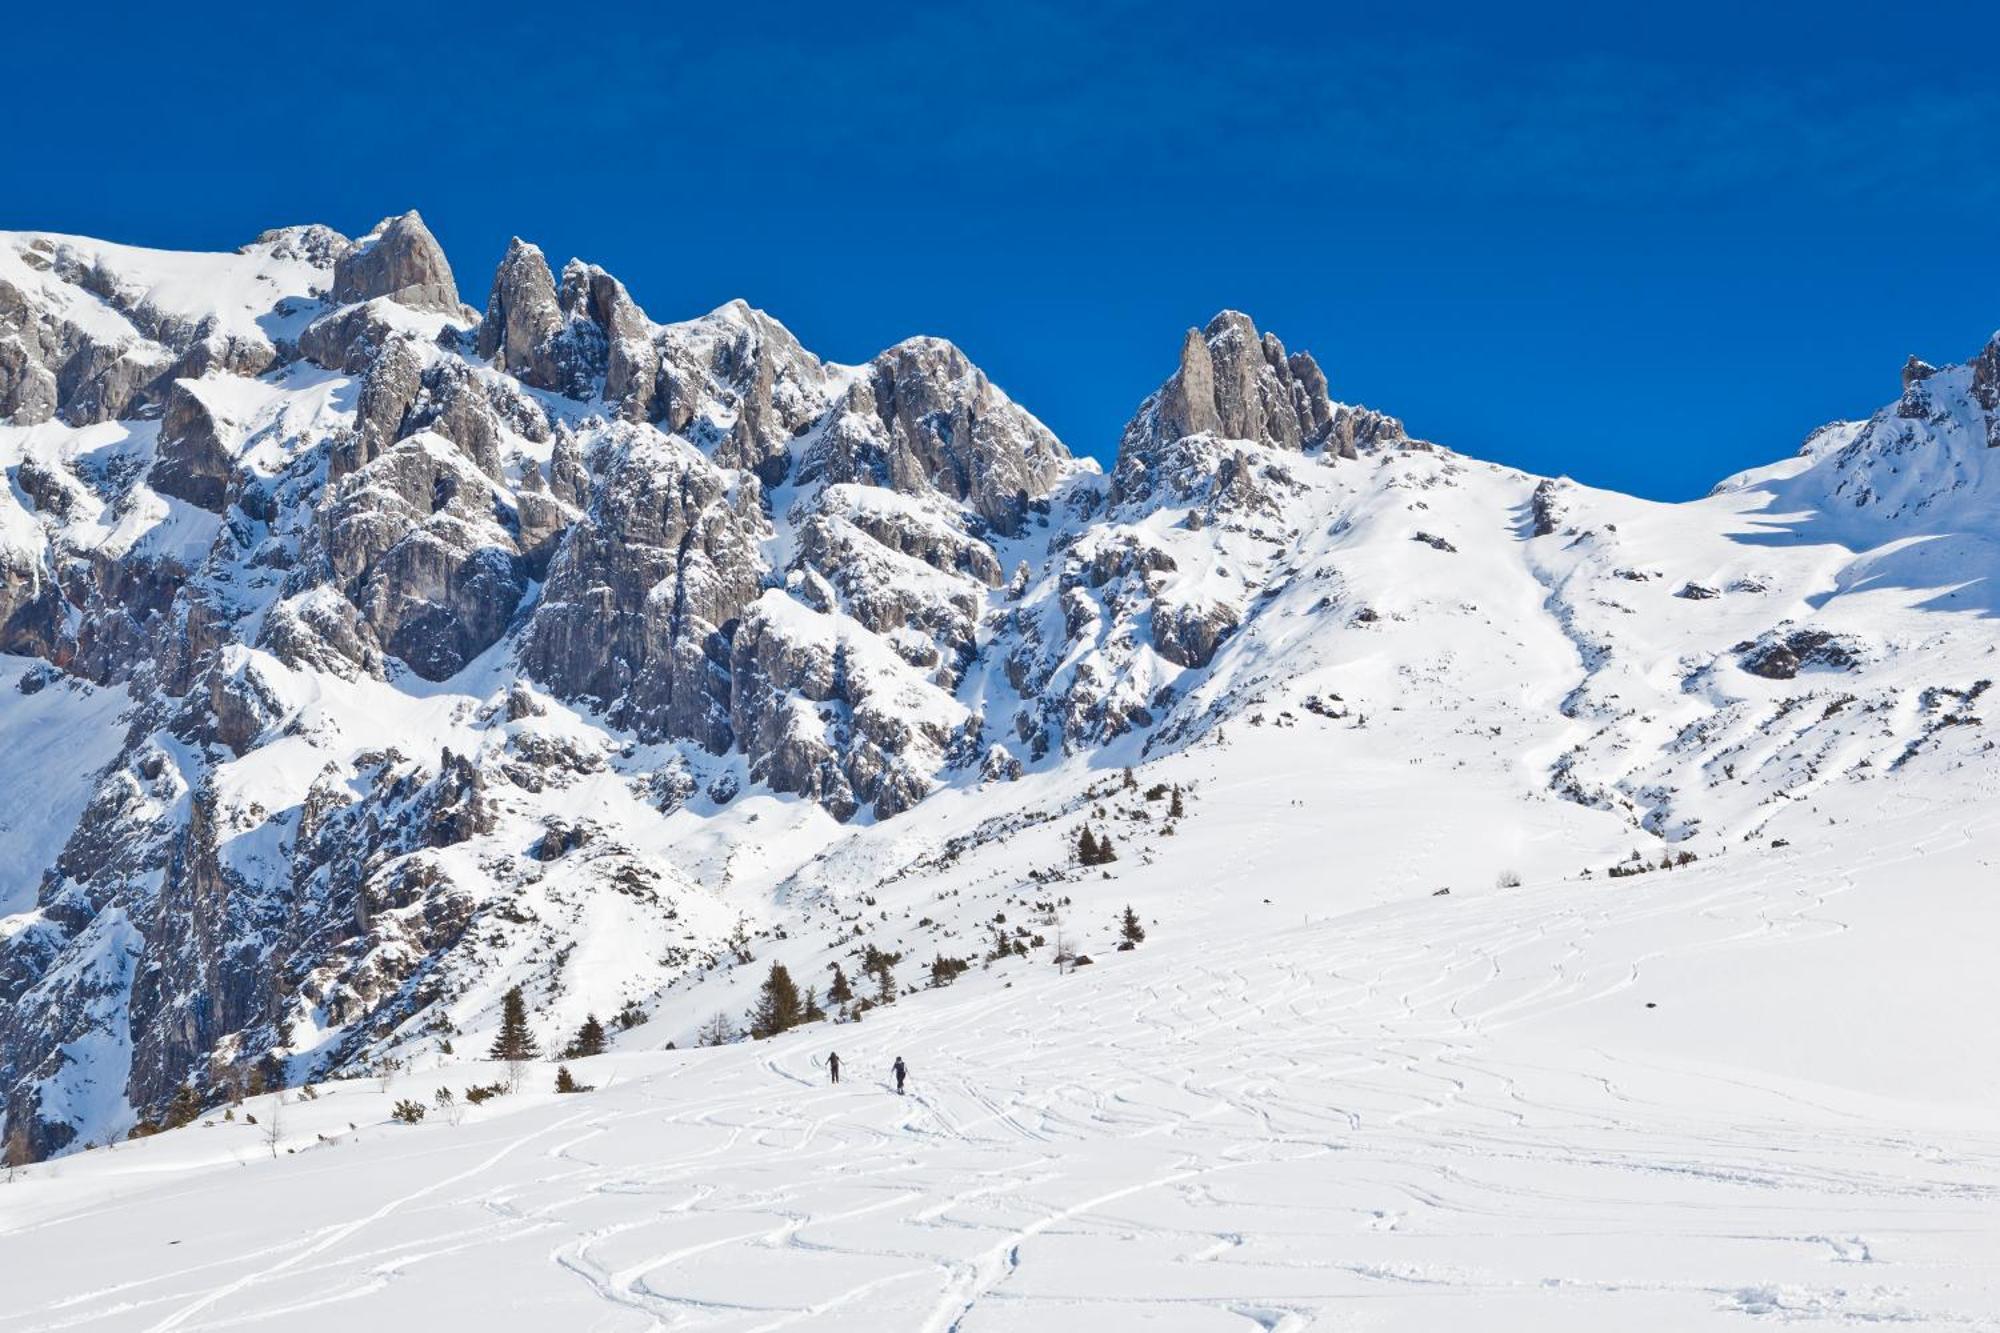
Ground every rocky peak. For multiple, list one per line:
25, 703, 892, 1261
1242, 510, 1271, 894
246, 223, 352, 269
560, 260, 659, 421
331, 211, 460, 313
1110, 311, 1410, 508
475, 239, 564, 386
652, 300, 830, 481
1971, 334, 2000, 448
472, 240, 636, 402
805, 335, 1072, 536
1140, 310, 1336, 453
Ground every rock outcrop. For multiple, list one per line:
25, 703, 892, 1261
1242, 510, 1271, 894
331, 212, 461, 313
475, 239, 583, 396
1111, 311, 1412, 509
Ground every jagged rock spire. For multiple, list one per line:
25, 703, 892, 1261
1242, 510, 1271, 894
331, 211, 460, 313
1110, 310, 1411, 507
475, 238, 567, 390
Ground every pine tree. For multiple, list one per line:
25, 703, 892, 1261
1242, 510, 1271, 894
802, 986, 825, 1022
165, 1085, 201, 1129
1097, 833, 1117, 863
1077, 826, 1101, 865
1118, 904, 1146, 950
747, 962, 804, 1038
827, 963, 854, 1006
860, 944, 900, 1005
554, 1065, 591, 1093
488, 986, 540, 1062
565, 1013, 607, 1059
1168, 786, 1185, 819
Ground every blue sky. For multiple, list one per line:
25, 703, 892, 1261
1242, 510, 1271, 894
12, 1, 2000, 498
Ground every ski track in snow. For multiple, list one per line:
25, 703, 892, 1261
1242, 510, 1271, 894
4, 811, 1998, 1332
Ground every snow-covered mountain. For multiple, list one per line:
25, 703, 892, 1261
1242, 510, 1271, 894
3, 211, 1999, 1170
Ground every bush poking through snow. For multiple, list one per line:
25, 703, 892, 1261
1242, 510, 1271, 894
1496, 869, 1523, 889
554, 1066, 592, 1094
391, 1099, 427, 1125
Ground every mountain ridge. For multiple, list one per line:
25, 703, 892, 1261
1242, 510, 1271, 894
3, 211, 1998, 1161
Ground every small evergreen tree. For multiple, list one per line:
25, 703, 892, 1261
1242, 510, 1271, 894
1097, 833, 1117, 863
747, 961, 804, 1038
488, 986, 540, 1062
802, 987, 825, 1022
164, 1085, 201, 1129
565, 1013, 607, 1059
859, 944, 901, 1005
1077, 826, 1101, 865
1168, 786, 1185, 819
554, 1065, 592, 1093
1118, 904, 1146, 949
827, 964, 854, 1006
864, 947, 898, 1003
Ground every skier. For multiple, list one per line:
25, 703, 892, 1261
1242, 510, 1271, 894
827, 1051, 841, 1084
892, 1056, 908, 1095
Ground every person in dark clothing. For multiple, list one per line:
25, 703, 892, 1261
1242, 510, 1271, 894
892, 1056, 907, 1094
827, 1052, 841, 1084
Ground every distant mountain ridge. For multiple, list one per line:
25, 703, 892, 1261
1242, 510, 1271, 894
3, 211, 1998, 1161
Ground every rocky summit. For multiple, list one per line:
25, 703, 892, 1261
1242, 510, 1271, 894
3, 213, 2000, 1162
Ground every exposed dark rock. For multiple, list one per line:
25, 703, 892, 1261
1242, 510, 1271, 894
149, 381, 234, 511
520, 427, 764, 748
1737, 628, 1862, 680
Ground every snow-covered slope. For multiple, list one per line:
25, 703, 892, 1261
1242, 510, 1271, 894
2, 210, 1999, 1230
2, 754, 1995, 1330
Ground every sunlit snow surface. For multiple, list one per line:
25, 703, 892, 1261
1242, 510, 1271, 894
4, 765, 1994, 1332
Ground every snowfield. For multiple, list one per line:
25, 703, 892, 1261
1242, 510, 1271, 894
5, 752, 1996, 1331
5, 218, 2000, 1328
